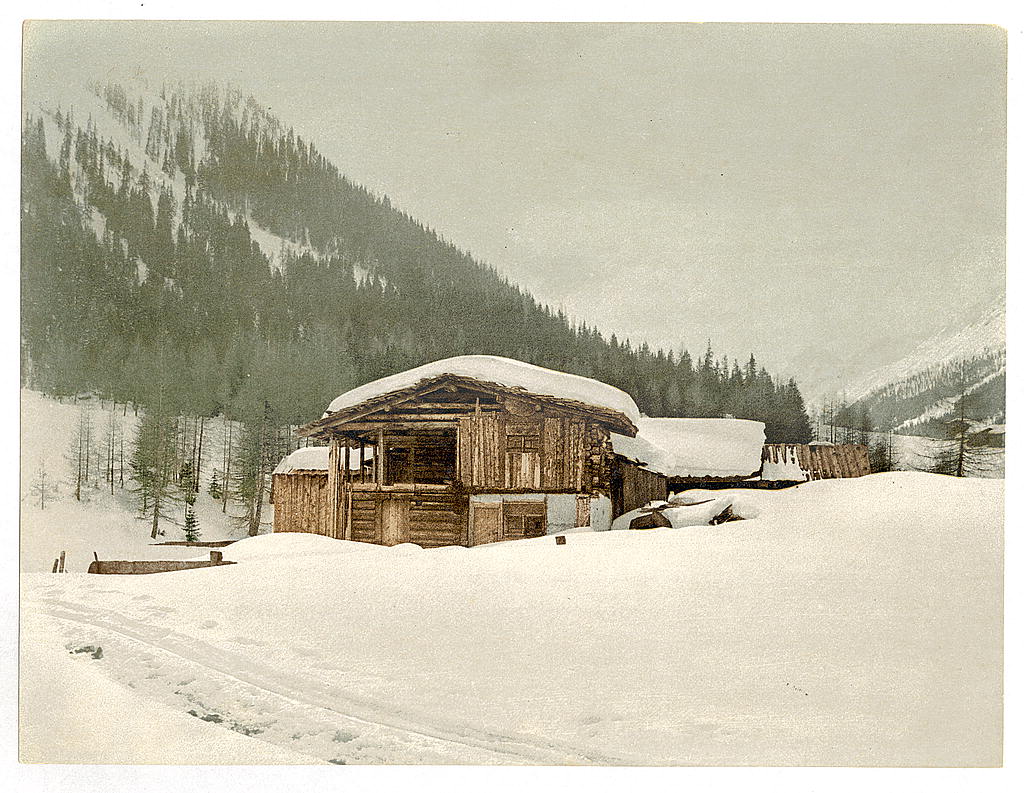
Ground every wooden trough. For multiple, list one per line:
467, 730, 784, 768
88, 550, 235, 575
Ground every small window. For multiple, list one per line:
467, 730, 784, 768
503, 502, 547, 540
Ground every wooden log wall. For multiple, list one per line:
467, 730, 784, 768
616, 461, 668, 517
761, 443, 871, 480
408, 493, 469, 548
339, 490, 469, 547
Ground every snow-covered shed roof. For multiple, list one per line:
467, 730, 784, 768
611, 417, 766, 479
274, 445, 375, 475
322, 355, 642, 425
273, 446, 329, 475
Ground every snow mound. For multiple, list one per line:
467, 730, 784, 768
221, 532, 382, 562
612, 492, 762, 531
323, 355, 641, 425
612, 417, 765, 478
21, 471, 1003, 765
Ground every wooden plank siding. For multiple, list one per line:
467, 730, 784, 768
272, 472, 331, 535
761, 443, 871, 480
458, 413, 507, 489
611, 458, 668, 518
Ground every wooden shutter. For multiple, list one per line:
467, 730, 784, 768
458, 414, 506, 489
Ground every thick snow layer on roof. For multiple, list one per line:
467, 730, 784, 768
612, 417, 765, 478
324, 355, 641, 424
273, 446, 330, 474
274, 445, 374, 474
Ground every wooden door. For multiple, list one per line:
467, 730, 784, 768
380, 496, 410, 546
469, 501, 502, 546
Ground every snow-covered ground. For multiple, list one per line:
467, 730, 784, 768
20, 473, 1002, 765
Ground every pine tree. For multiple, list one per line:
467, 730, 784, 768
208, 470, 222, 500
30, 462, 57, 510
130, 407, 180, 538
869, 430, 896, 473
230, 400, 279, 536
66, 405, 93, 502
183, 504, 200, 542
925, 363, 994, 477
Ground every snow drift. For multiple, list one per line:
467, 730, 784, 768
21, 472, 1003, 766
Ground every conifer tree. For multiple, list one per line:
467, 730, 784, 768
183, 504, 200, 542
208, 470, 222, 500
30, 462, 57, 510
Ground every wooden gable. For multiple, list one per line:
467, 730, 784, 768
299, 373, 637, 439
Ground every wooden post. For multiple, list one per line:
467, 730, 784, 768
52, 558, 59, 573
93, 551, 99, 562
359, 442, 365, 484
327, 440, 342, 540
378, 429, 386, 488
344, 443, 351, 484
58, 551, 66, 573
345, 487, 353, 541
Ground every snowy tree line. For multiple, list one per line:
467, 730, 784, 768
40, 393, 306, 540
813, 360, 1002, 478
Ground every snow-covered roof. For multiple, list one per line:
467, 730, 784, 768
273, 445, 375, 475
322, 355, 641, 425
611, 418, 766, 478
273, 446, 330, 475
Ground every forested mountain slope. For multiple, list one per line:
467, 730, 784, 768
842, 302, 1005, 436
21, 78, 811, 442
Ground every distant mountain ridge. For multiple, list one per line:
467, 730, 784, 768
843, 301, 1005, 436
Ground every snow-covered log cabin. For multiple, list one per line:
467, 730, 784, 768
281, 355, 658, 546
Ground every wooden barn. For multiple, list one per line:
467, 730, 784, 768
760, 442, 871, 483
277, 356, 652, 547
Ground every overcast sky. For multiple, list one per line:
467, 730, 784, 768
24, 22, 1006, 397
